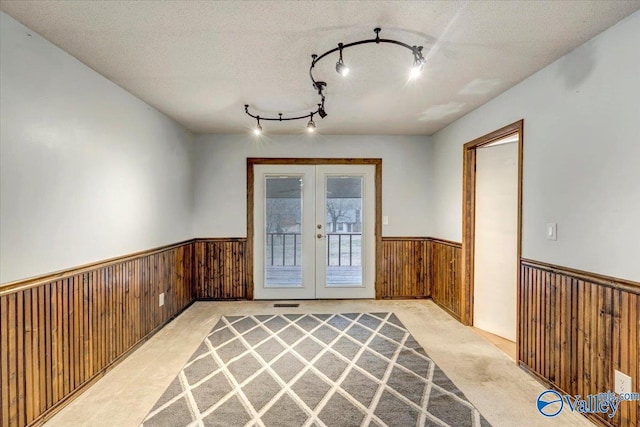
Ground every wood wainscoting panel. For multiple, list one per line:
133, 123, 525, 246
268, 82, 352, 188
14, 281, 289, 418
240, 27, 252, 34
0, 241, 194, 427
431, 239, 462, 320
194, 238, 247, 300
379, 238, 430, 299
613, 289, 639, 427
519, 259, 639, 427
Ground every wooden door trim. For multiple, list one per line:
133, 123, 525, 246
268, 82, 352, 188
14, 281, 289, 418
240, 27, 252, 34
246, 158, 383, 300
461, 120, 524, 343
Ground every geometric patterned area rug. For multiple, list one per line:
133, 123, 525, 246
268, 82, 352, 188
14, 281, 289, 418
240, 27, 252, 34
141, 313, 491, 427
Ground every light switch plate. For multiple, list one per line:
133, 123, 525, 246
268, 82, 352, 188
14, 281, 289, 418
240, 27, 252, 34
382, 216, 389, 225
159, 292, 165, 307
615, 370, 632, 394
546, 223, 557, 241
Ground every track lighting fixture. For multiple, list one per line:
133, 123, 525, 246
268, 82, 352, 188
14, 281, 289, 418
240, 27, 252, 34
336, 59, 349, 77
409, 46, 426, 80
244, 28, 427, 133
307, 113, 316, 132
245, 104, 320, 135
335, 43, 349, 77
317, 104, 327, 119
253, 117, 262, 135
409, 59, 424, 80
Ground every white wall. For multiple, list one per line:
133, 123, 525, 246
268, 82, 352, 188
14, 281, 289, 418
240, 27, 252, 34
431, 11, 640, 281
474, 142, 518, 341
193, 134, 432, 237
0, 13, 194, 284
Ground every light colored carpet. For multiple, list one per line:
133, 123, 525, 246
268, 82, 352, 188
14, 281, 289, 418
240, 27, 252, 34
141, 312, 490, 427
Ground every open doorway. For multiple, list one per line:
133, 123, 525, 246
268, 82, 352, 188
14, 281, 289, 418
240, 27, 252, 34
461, 120, 523, 360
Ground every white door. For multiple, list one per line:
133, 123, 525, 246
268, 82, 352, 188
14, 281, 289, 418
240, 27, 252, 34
253, 164, 375, 299
473, 137, 518, 341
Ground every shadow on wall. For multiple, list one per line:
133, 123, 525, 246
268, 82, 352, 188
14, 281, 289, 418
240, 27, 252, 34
556, 42, 596, 90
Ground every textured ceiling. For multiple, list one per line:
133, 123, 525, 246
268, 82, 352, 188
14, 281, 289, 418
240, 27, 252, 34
1, 1, 638, 135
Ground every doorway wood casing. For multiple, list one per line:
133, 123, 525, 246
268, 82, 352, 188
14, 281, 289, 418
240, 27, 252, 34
461, 121, 524, 345
246, 158, 382, 300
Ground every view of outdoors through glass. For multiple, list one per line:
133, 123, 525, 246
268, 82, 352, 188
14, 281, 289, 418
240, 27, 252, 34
325, 176, 363, 287
265, 177, 303, 287
263, 175, 363, 288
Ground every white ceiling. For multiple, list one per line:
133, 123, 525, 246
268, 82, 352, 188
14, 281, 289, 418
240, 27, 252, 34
1, 1, 638, 136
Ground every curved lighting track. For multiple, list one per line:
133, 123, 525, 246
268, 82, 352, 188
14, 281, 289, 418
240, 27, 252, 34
244, 104, 323, 122
309, 28, 425, 96
244, 27, 426, 134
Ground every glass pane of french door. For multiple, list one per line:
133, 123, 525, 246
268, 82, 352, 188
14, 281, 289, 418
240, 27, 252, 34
324, 176, 363, 287
264, 176, 302, 287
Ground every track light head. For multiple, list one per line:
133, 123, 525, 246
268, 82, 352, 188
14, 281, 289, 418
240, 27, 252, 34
409, 63, 422, 80
335, 42, 349, 77
409, 58, 425, 80
335, 59, 349, 77
254, 118, 262, 135
307, 113, 316, 132
409, 46, 425, 80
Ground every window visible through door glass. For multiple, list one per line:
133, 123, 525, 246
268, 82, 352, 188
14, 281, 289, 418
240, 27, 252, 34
265, 176, 303, 287
325, 176, 363, 287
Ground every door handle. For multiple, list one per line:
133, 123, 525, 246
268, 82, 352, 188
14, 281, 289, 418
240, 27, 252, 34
317, 233, 324, 239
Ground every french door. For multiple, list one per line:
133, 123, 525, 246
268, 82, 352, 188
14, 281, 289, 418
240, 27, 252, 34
253, 164, 375, 299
